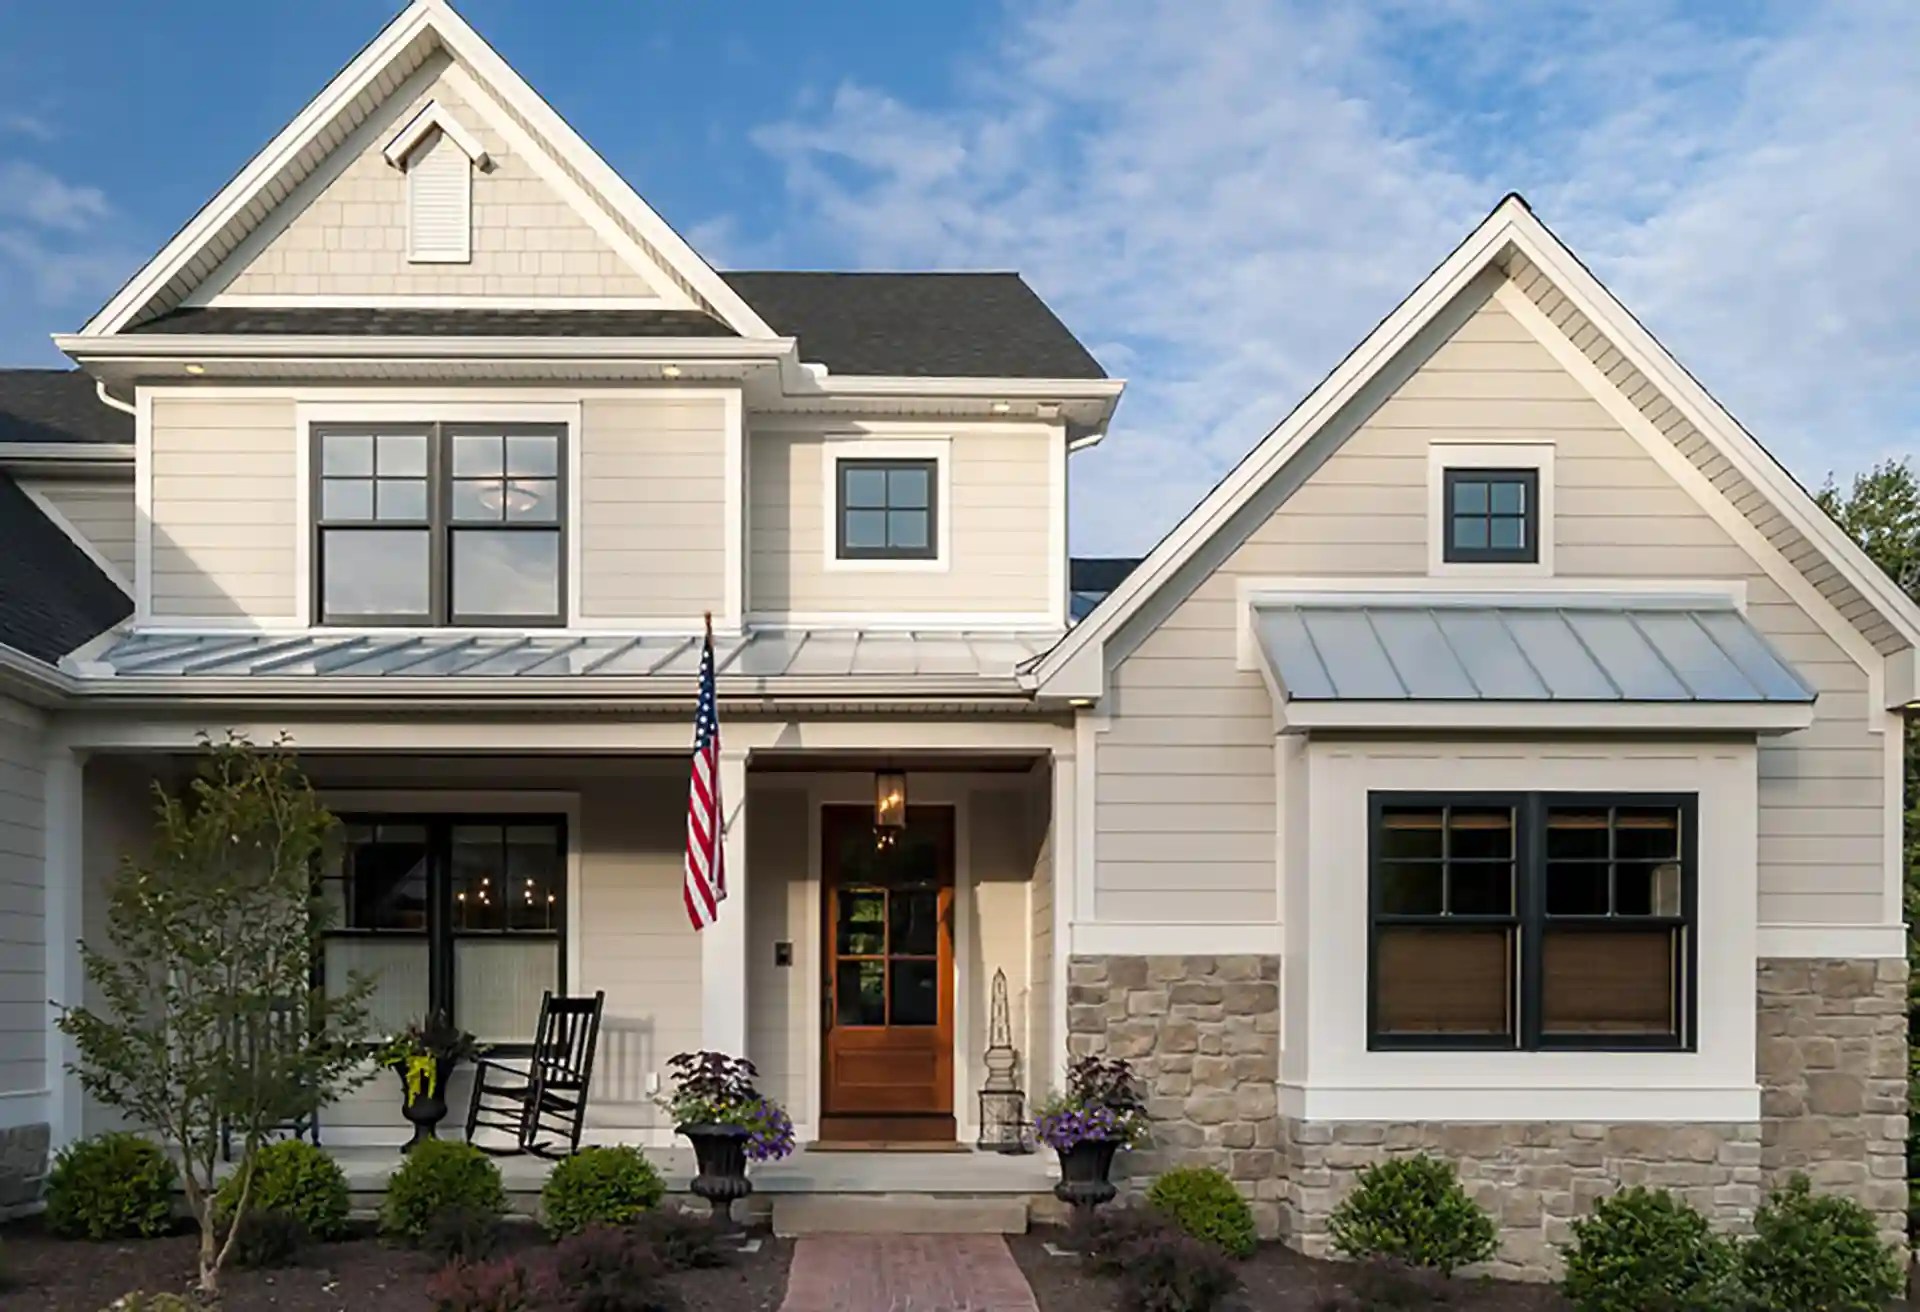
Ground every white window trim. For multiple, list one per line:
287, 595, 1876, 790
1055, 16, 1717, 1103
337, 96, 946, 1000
1428, 441, 1555, 578
820, 437, 951, 574
382, 100, 491, 171
1283, 740, 1758, 1123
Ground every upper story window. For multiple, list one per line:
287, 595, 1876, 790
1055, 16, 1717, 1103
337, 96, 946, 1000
1443, 468, 1537, 563
1369, 792, 1695, 1053
314, 424, 565, 626
836, 458, 938, 561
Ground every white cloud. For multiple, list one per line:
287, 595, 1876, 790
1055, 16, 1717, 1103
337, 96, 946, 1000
0, 161, 111, 231
0, 112, 57, 142
738, 0, 1920, 552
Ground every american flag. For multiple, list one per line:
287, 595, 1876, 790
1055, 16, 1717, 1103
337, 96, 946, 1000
683, 621, 725, 930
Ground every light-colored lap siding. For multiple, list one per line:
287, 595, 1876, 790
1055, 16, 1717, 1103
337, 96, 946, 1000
965, 788, 1036, 1131
1095, 284, 1884, 929
578, 396, 728, 621
746, 786, 811, 1126
0, 703, 44, 1107
80, 757, 160, 1137
1027, 770, 1055, 1099
748, 425, 1055, 617
23, 480, 135, 582
149, 396, 296, 619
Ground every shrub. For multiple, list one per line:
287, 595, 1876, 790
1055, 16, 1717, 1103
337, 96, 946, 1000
46, 1133, 178, 1240
542, 1145, 667, 1238
1070, 1204, 1176, 1276
423, 1205, 506, 1265
1739, 1173, 1904, 1312
1561, 1186, 1738, 1312
381, 1139, 505, 1243
547, 1224, 673, 1312
1146, 1166, 1258, 1258
228, 1207, 309, 1269
632, 1208, 729, 1271
215, 1139, 350, 1240
1117, 1228, 1241, 1312
426, 1258, 539, 1312
1326, 1155, 1497, 1276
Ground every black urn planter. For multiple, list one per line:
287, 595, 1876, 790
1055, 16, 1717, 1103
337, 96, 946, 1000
398, 1064, 450, 1153
1053, 1137, 1122, 1215
680, 1123, 753, 1224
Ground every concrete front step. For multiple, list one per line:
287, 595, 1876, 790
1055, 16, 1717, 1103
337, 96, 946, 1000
772, 1193, 1032, 1236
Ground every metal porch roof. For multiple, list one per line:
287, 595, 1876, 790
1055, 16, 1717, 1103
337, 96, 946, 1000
1252, 595, 1815, 704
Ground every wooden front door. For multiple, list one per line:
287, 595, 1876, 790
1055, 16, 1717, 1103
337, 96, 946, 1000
820, 804, 956, 1142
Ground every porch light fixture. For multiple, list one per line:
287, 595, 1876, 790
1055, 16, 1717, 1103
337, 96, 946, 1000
875, 769, 907, 830
184, 363, 206, 375
990, 400, 1011, 414
661, 364, 683, 378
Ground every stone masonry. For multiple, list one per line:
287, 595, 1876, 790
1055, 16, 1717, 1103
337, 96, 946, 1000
1067, 954, 1283, 1238
0, 1121, 49, 1217
1757, 957, 1909, 1255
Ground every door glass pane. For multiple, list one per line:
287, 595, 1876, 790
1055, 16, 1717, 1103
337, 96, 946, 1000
889, 889, 939, 957
889, 959, 938, 1026
836, 959, 885, 1026
837, 890, 886, 957
321, 529, 429, 617
455, 938, 557, 1044
452, 530, 560, 618
1374, 925, 1513, 1038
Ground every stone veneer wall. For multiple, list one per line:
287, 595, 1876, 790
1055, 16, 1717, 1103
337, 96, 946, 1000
1067, 954, 1283, 1237
0, 1121, 49, 1217
1756, 957, 1908, 1253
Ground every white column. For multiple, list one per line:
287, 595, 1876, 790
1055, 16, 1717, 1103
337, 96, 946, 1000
700, 750, 749, 1056
1050, 741, 1077, 1098
42, 745, 86, 1151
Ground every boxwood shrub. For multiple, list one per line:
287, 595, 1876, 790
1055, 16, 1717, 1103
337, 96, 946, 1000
1739, 1173, 1904, 1312
1145, 1166, 1257, 1258
380, 1139, 505, 1243
215, 1139, 350, 1240
541, 1144, 666, 1238
1560, 1186, 1738, 1312
1326, 1155, 1496, 1275
45, 1133, 177, 1240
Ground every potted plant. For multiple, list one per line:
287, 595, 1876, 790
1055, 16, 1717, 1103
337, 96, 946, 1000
658, 1051, 794, 1222
1034, 1054, 1147, 1215
376, 1012, 484, 1151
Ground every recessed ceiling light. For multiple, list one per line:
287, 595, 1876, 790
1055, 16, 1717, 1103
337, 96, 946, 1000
184, 363, 205, 375
661, 364, 682, 379
990, 401, 1011, 414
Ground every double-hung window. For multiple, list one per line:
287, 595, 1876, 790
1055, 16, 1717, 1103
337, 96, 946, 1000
314, 424, 565, 625
321, 816, 565, 1047
1369, 792, 1695, 1051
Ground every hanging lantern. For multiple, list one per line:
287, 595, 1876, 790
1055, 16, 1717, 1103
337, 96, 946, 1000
875, 769, 908, 830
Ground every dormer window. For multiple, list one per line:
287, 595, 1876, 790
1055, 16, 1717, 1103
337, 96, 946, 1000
1443, 468, 1537, 564
383, 100, 490, 265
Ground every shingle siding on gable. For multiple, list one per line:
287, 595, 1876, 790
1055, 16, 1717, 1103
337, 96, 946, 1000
1095, 282, 1888, 930
22, 482, 134, 583
217, 56, 658, 302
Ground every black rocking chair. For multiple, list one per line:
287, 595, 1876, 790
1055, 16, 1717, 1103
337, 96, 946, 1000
464, 990, 605, 1158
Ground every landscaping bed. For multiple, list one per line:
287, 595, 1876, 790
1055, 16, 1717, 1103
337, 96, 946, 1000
0, 1217, 794, 1312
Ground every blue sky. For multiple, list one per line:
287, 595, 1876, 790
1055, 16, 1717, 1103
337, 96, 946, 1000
2, 0, 1916, 554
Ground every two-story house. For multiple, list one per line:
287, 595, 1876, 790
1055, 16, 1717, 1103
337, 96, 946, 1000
0, 0, 1912, 1277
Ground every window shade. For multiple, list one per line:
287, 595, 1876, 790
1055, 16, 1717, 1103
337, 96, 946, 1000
407, 130, 471, 263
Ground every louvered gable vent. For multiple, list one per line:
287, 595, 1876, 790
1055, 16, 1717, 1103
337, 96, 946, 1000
382, 100, 489, 265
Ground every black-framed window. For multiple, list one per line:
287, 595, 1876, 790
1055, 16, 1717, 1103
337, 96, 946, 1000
1369, 792, 1695, 1052
314, 424, 565, 625
321, 815, 565, 1047
1442, 467, 1538, 563
836, 458, 937, 560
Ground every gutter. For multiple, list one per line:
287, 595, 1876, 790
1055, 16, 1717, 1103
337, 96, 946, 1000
0, 643, 78, 707
53, 334, 800, 363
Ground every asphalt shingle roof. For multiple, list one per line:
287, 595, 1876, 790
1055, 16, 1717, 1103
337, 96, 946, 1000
0, 369, 132, 444
0, 473, 132, 663
721, 272, 1106, 379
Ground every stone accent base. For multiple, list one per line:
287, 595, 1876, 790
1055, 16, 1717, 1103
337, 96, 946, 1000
1067, 954, 1282, 1237
0, 1121, 49, 1216
1282, 1119, 1762, 1281
1758, 958, 1909, 1254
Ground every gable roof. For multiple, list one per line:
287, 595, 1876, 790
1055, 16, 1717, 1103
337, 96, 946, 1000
77, 0, 775, 339
0, 370, 132, 445
719, 273, 1106, 379
1033, 195, 1920, 707
0, 473, 133, 662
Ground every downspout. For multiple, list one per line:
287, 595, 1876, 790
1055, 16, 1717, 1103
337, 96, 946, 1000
94, 379, 136, 417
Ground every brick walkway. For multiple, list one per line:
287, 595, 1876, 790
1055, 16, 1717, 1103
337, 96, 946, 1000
779, 1234, 1039, 1312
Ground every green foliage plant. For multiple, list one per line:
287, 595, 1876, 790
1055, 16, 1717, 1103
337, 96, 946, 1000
1145, 1166, 1257, 1258
1738, 1173, 1904, 1312
1326, 1155, 1498, 1275
381, 1138, 505, 1243
45, 1132, 178, 1240
541, 1144, 666, 1238
214, 1138, 349, 1240
1560, 1186, 1738, 1312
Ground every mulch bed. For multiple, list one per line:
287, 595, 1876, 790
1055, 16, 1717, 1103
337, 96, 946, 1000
0, 1217, 794, 1311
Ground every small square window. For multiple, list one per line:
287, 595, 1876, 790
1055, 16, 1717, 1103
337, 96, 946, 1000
836, 458, 938, 561
1443, 468, 1538, 564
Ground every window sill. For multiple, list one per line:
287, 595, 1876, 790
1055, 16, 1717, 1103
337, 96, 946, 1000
1281, 1080, 1760, 1123
822, 554, 951, 575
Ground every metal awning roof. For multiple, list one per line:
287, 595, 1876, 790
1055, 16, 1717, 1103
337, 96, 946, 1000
74, 628, 1057, 698
1251, 593, 1815, 732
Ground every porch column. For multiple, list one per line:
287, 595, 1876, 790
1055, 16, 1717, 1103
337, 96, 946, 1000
42, 745, 85, 1151
700, 749, 749, 1056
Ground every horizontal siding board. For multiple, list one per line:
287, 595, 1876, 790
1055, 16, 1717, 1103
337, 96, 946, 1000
150, 396, 297, 618
577, 397, 727, 620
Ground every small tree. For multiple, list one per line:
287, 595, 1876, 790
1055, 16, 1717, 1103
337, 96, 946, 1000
55, 734, 375, 1296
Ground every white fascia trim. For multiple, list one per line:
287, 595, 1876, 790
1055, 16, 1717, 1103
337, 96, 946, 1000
201, 294, 672, 310
744, 611, 1063, 632
17, 483, 133, 595
1278, 699, 1814, 734
1282, 1083, 1760, 1124
722, 390, 745, 629
382, 98, 489, 168
1498, 207, 1920, 654
0, 443, 135, 465
56, 334, 794, 363
803, 376, 1127, 403
1756, 923, 1907, 959
819, 437, 952, 575
134, 386, 152, 623
1426, 441, 1555, 578
1048, 423, 1068, 629
1071, 922, 1279, 956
